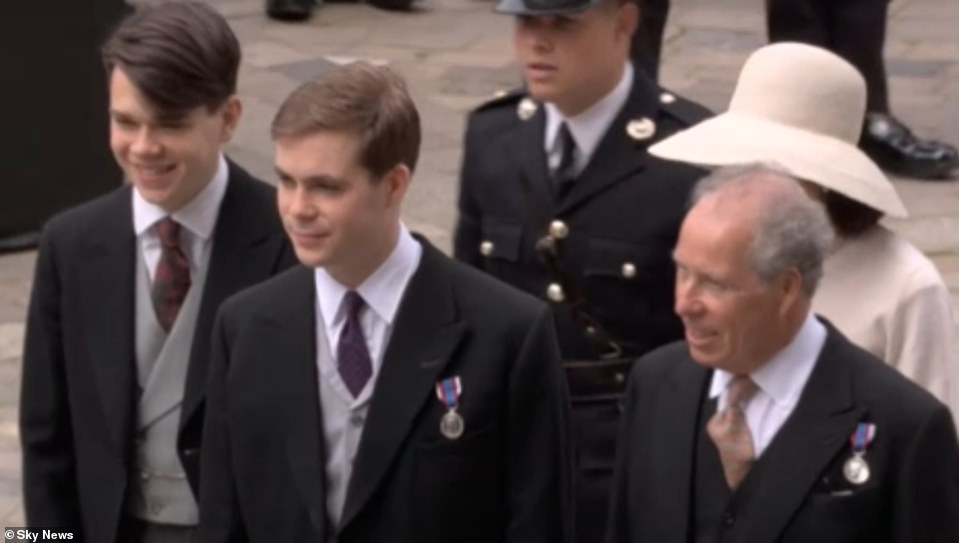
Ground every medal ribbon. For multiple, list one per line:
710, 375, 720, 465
849, 423, 876, 453
435, 376, 462, 410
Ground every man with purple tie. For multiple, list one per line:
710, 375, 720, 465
198, 61, 572, 543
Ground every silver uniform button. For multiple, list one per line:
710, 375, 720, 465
622, 262, 637, 279
479, 240, 494, 256
626, 118, 656, 141
546, 283, 565, 303
614, 372, 626, 384
549, 220, 569, 239
518, 97, 538, 121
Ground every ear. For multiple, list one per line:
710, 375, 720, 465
617, 0, 639, 40
776, 268, 805, 317
381, 163, 412, 210
218, 96, 243, 143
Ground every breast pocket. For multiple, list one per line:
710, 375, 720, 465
480, 219, 522, 262
583, 239, 659, 315
478, 219, 527, 284
413, 423, 505, 543
783, 486, 884, 543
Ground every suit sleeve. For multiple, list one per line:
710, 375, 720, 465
893, 404, 959, 542
19, 224, 83, 532
453, 118, 483, 268
197, 308, 248, 543
505, 305, 573, 543
605, 360, 642, 543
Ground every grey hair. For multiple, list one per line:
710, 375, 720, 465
690, 163, 835, 296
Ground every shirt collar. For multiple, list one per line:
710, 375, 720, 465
132, 154, 230, 241
314, 225, 422, 328
544, 62, 634, 163
709, 312, 827, 409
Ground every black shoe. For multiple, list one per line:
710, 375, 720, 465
266, 0, 312, 21
860, 112, 958, 180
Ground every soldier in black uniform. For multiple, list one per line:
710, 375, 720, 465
453, 0, 710, 540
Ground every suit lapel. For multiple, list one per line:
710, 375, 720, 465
652, 355, 710, 541
557, 71, 660, 215
80, 187, 137, 454
743, 324, 864, 542
181, 163, 285, 429
339, 240, 466, 530
264, 267, 328, 539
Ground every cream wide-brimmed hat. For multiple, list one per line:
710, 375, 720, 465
649, 42, 908, 218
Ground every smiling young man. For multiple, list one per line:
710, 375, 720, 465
453, 0, 710, 540
20, 3, 294, 542
197, 62, 572, 543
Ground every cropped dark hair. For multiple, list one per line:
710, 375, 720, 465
101, 1, 241, 115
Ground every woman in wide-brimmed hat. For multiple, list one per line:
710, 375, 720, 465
650, 42, 957, 415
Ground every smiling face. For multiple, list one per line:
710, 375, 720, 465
275, 130, 409, 286
108, 67, 240, 213
513, 2, 636, 115
672, 201, 794, 374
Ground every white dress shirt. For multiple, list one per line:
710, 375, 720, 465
132, 154, 229, 280
709, 312, 827, 456
543, 62, 634, 177
313, 225, 422, 527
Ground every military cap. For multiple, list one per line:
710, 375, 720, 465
495, 0, 608, 17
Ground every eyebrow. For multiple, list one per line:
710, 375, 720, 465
108, 109, 188, 125
273, 168, 346, 185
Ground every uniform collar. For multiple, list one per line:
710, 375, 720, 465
544, 62, 635, 164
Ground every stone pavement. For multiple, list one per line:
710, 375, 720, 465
0, 0, 957, 526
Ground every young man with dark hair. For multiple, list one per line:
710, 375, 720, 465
453, 0, 711, 540
198, 62, 572, 543
20, 3, 295, 541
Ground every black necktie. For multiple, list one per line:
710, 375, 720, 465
553, 122, 577, 199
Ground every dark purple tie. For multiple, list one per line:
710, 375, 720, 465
151, 217, 192, 332
338, 291, 373, 397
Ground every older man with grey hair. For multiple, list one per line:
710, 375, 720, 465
606, 164, 959, 543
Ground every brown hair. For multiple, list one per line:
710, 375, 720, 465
101, 1, 240, 116
271, 62, 421, 179
823, 190, 883, 238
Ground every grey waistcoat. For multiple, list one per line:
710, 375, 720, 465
126, 248, 210, 525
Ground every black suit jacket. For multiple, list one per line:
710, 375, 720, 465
454, 71, 710, 359
20, 161, 296, 542
198, 239, 572, 543
607, 322, 959, 543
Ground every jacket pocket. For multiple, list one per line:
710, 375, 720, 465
413, 423, 505, 542
480, 219, 523, 262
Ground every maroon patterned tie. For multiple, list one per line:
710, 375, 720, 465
152, 217, 191, 332
337, 291, 373, 397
